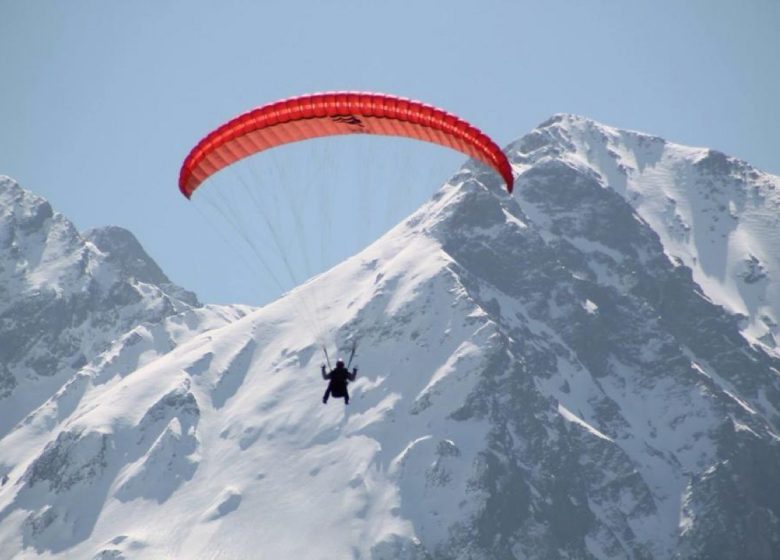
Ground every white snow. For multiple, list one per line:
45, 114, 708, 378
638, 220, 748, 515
2, 112, 780, 559
558, 403, 612, 441
525, 117, 780, 353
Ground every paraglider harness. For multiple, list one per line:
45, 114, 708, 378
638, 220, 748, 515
321, 344, 357, 404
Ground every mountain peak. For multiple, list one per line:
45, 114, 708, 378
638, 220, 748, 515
0, 175, 54, 234
2, 114, 780, 558
537, 112, 592, 128
527, 113, 668, 152
508, 114, 780, 350
0, 178, 206, 432
84, 226, 171, 287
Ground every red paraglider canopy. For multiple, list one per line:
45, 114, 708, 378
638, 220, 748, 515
179, 91, 513, 197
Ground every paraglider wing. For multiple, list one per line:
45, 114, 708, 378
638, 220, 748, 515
178, 92, 514, 197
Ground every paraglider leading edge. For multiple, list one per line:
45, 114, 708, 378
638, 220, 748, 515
178, 91, 514, 197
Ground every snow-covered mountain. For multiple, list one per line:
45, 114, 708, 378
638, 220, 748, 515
0, 177, 249, 445
509, 114, 780, 351
1, 116, 779, 560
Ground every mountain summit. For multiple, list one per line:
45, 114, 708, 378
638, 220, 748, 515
511, 114, 780, 349
0, 175, 247, 438
1, 117, 779, 559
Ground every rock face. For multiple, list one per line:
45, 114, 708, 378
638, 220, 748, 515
0, 116, 779, 560
509, 114, 780, 352
0, 178, 224, 438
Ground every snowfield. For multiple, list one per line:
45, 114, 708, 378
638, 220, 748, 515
1, 114, 780, 559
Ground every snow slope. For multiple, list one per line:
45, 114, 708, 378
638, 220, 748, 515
2, 116, 780, 559
0, 176, 249, 458
508, 114, 780, 350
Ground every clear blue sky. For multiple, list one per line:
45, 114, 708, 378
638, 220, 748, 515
2, 1, 778, 306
